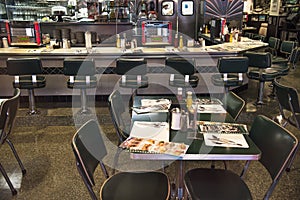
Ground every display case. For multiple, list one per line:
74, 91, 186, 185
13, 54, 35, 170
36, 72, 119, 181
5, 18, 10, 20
103, 0, 132, 22
4, 0, 67, 21
141, 20, 172, 46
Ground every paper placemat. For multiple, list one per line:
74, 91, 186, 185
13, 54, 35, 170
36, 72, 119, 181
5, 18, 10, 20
130, 121, 169, 142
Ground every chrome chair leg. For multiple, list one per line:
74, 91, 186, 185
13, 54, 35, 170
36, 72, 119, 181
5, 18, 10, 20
80, 89, 90, 114
0, 162, 17, 195
28, 89, 38, 115
286, 142, 300, 172
6, 139, 26, 175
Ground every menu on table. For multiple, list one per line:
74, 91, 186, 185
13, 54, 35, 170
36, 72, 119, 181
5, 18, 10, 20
193, 98, 226, 113
197, 121, 249, 148
119, 137, 189, 157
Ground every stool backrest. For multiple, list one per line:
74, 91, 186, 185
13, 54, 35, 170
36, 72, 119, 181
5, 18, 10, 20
7, 58, 43, 75
165, 57, 195, 75
63, 58, 95, 76
244, 51, 272, 69
217, 57, 249, 73
280, 41, 297, 55
268, 37, 280, 50
115, 58, 147, 75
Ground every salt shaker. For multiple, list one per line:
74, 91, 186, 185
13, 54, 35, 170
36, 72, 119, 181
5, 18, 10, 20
171, 108, 181, 130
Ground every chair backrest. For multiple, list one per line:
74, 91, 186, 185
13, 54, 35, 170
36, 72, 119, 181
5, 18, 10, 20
165, 57, 195, 75
258, 23, 268, 36
108, 90, 130, 142
268, 37, 280, 50
115, 58, 147, 75
7, 58, 43, 75
0, 88, 20, 144
289, 47, 300, 68
63, 58, 95, 76
217, 57, 249, 73
71, 119, 108, 200
244, 51, 272, 69
274, 78, 300, 129
221, 91, 245, 121
249, 115, 298, 199
280, 40, 297, 55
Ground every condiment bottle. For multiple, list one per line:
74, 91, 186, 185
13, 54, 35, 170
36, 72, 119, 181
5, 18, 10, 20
186, 91, 193, 110
179, 35, 183, 49
116, 34, 121, 48
174, 33, 178, 48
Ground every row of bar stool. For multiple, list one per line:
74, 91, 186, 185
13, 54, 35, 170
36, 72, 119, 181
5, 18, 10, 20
6, 58, 97, 115
5, 56, 200, 115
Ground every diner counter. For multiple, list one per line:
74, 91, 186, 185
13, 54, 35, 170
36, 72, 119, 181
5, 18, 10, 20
0, 38, 266, 57
0, 38, 267, 97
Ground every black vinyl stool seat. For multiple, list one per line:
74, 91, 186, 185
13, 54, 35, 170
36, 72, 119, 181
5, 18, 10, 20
63, 58, 97, 114
0, 88, 26, 196
245, 52, 279, 105
7, 57, 46, 115
184, 115, 298, 200
71, 119, 170, 200
115, 58, 148, 89
211, 57, 249, 93
165, 57, 199, 88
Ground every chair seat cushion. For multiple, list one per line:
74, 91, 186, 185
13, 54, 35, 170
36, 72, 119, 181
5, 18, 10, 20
13, 76, 46, 89
184, 168, 252, 200
247, 68, 279, 81
271, 64, 290, 76
67, 76, 97, 89
169, 75, 199, 88
272, 56, 288, 65
211, 74, 244, 87
101, 171, 170, 200
119, 75, 148, 89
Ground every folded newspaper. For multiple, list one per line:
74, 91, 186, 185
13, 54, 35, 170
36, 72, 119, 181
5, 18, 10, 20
119, 137, 189, 157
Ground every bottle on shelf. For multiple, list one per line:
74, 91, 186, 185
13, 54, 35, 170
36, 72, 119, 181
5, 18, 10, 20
174, 33, 178, 48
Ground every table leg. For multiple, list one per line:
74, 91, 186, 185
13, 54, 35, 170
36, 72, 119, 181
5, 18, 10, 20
176, 160, 185, 200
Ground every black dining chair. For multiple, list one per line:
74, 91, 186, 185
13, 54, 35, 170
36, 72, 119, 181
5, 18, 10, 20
184, 115, 298, 200
108, 90, 131, 144
0, 88, 26, 196
211, 91, 245, 169
211, 57, 249, 93
71, 119, 170, 200
222, 91, 246, 121
7, 57, 46, 115
273, 77, 300, 171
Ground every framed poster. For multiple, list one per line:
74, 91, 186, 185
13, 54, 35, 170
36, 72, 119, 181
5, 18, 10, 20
181, 0, 194, 16
269, 0, 281, 16
162, 0, 174, 16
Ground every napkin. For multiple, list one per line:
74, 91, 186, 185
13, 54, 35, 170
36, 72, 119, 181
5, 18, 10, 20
130, 121, 169, 142
203, 133, 249, 148
133, 99, 171, 114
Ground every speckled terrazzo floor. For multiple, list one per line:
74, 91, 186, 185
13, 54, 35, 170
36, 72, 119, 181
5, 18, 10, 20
0, 64, 300, 200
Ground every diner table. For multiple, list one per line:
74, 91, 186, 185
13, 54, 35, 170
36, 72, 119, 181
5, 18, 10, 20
128, 95, 261, 199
